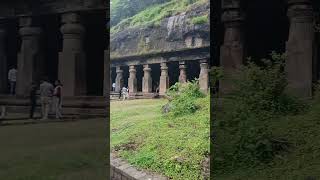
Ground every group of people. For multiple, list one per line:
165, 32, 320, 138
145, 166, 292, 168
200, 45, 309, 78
29, 78, 63, 120
112, 83, 129, 101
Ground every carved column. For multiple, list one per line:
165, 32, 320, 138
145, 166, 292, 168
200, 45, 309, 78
286, 0, 314, 97
142, 64, 152, 93
159, 62, 169, 95
115, 66, 123, 92
110, 67, 112, 92
199, 59, 209, 93
220, 1, 245, 94
179, 61, 187, 83
128, 65, 137, 94
104, 49, 109, 96
59, 13, 86, 96
0, 25, 7, 94
16, 17, 44, 97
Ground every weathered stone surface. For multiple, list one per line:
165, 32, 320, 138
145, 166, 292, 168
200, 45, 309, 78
16, 17, 44, 97
59, 13, 86, 96
115, 66, 124, 92
128, 65, 137, 93
0, 0, 107, 18
0, 27, 7, 94
110, 2, 209, 59
179, 61, 187, 83
285, 0, 314, 97
219, 3, 245, 94
142, 64, 152, 93
199, 59, 209, 93
159, 63, 169, 95
104, 49, 110, 96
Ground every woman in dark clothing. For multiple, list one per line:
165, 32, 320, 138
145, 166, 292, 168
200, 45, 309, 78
53, 80, 63, 119
29, 82, 38, 119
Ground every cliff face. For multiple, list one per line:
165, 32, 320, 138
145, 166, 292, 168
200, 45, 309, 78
110, 2, 210, 58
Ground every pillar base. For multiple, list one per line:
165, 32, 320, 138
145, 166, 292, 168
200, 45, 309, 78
59, 51, 86, 96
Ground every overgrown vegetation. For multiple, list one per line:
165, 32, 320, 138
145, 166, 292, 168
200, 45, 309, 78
111, 0, 208, 34
111, 81, 209, 179
212, 53, 320, 179
191, 14, 209, 25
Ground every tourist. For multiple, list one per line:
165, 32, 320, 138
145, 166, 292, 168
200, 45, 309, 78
112, 82, 116, 92
53, 80, 63, 119
119, 87, 122, 99
39, 77, 54, 120
29, 82, 38, 119
8, 66, 17, 95
122, 86, 128, 101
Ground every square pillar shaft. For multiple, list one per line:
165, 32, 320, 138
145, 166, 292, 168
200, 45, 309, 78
58, 13, 86, 96
179, 61, 187, 83
159, 62, 169, 95
199, 59, 209, 93
16, 17, 44, 96
115, 66, 123, 92
285, 0, 314, 97
142, 64, 152, 93
128, 65, 137, 93
0, 28, 7, 94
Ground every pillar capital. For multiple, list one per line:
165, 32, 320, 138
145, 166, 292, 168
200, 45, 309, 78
287, 1, 313, 23
116, 66, 123, 73
143, 64, 151, 72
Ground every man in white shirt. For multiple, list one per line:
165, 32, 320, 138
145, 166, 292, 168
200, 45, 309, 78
8, 66, 17, 95
112, 83, 116, 92
39, 77, 54, 120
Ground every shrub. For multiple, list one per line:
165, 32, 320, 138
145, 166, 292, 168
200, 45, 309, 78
213, 52, 306, 171
165, 80, 205, 117
191, 15, 208, 25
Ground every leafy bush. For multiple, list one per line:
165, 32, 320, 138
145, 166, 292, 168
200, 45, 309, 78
213, 52, 306, 172
165, 80, 205, 117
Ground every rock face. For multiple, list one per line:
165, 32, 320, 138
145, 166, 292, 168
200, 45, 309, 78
110, 2, 210, 58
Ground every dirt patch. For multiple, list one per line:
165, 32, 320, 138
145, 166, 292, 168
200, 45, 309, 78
201, 154, 210, 180
114, 141, 139, 152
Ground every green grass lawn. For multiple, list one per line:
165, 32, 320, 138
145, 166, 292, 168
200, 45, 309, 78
214, 98, 320, 180
111, 98, 210, 180
0, 119, 108, 180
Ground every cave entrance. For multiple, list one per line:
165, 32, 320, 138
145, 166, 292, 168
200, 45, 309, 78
243, 0, 289, 62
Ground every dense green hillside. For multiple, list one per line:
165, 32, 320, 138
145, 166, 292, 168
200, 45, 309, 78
111, 0, 208, 34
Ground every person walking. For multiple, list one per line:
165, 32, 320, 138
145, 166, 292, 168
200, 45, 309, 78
29, 82, 38, 119
122, 87, 128, 101
8, 66, 17, 95
53, 80, 63, 119
112, 83, 116, 92
39, 77, 54, 120
119, 87, 122, 99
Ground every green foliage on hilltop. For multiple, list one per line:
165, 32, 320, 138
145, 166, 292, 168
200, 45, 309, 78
111, 0, 208, 34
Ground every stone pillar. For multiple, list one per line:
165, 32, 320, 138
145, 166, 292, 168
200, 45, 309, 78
0, 26, 7, 94
159, 62, 169, 95
104, 49, 109, 96
199, 59, 209, 93
59, 13, 86, 96
128, 65, 137, 93
16, 17, 44, 96
115, 66, 123, 92
179, 61, 187, 83
110, 68, 112, 92
286, 0, 314, 97
220, 1, 245, 94
142, 64, 152, 93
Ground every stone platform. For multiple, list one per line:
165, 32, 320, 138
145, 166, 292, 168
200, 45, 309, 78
0, 95, 107, 118
110, 92, 159, 100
